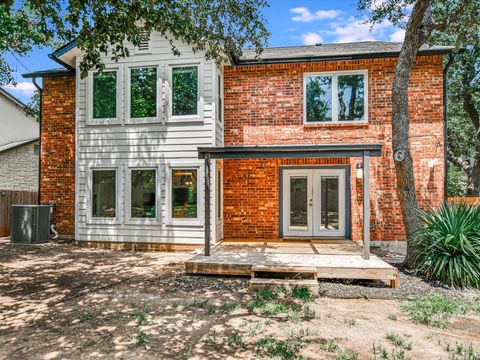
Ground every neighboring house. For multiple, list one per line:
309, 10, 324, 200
23, 37, 451, 251
0, 88, 39, 191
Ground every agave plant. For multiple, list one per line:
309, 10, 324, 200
413, 202, 480, 288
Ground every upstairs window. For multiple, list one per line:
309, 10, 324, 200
304, 71, 367, 123
172, 65, 198, 117
93, 71, 117, 119
130, 67, 157, 119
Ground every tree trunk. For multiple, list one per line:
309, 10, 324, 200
469, 148, 480, 196
392, 0, 433, 268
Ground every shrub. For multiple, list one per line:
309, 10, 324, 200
413, 202, 480, 287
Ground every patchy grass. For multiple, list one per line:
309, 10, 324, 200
318, 339, 339, 353
135, 331, 149, 345
79, 312, 93, 322
188, 298, 209, 308
344, 318, 357, 327
401, 296, 480, 328
386, 333, 412, 351
221, 302, 242, 313
387, 313, 398, 321
446, 342, 480, 360
227, 332, 246, 348
335, 349, 359, 360
207, 304, 217, 315
130, 309, 148, 326
254, 335, 308, 360
372, 343, 409, 360
290, 286, 314, 302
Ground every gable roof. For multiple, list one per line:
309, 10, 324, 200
0, 137, 38, 154
0, 87, 26, 108
236, 41, 453, 65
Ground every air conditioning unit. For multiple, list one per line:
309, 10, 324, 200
11, 205, 51, 244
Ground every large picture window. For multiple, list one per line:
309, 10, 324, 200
305, 71, 367, 123
172, 66, 198, 116
130, 67, 157, 118
93, 71, 117, 119
92, 169, 116, 218
131, 169, 156, 219
171, 169, 198, 219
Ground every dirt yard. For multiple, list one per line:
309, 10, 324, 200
1, 239, 479, 360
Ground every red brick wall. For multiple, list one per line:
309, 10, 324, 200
223, 56, 445, 241
41, 75, 76, 236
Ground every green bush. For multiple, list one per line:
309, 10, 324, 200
413, 202, 480, 287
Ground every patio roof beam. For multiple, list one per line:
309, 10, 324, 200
198, 144, 382, 160
204, 154, 211, 256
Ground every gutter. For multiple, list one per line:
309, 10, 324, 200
32, 77, 42, 204
443, 52, 455, 200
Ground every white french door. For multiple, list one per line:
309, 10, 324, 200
283, 168, 346, 238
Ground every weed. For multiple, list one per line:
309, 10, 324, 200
79, 312, 92, 322
130, 309, 148, 326
319, 339, 339, 353
221, 302, 241, 313
172, 300, 182, 308
360, 290, 370, 300
291, 286, 314, 302
386, 333, 412, 351
344, 318, 357, 327
248, 321, 265, 337
446, 342, 480, 360
182, 346, 193, 360
336, 349, 359, 360
400, 296, 479, 328
254, 336, 307, 360
192, 314, 204, 322
387, 313, 398, 321
208, 304, 217, 315
189, 298, 209, 308
227, 333, 246, 348
372, 342, 410, 360
135, 331, 149, 345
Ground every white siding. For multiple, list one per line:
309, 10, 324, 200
75, 33, 223, 245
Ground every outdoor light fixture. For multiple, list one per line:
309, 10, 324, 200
356, 163, 363, 179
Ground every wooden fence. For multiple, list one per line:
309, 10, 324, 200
0, 190, 38, 237
447, 197, 480, 205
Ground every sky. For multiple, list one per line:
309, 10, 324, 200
2, 0, 405, 104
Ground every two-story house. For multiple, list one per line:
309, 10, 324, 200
24, 37, 451, 258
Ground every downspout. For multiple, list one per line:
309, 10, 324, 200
32, 77, 42, 204
443, 52, 454, 200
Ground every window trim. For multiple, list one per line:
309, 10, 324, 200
165, 162, 203, 226
303, 70, 368, 124
125, 165, 161, 225
87, 67, 122, 126
217, 72, 223, 124
87, 165, 121, 225
167, 62, 203, 123
125, 64, 162, 124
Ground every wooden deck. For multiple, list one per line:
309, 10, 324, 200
185, 240, 398, 288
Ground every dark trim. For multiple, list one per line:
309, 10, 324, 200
0, 138, 38, 154
443, 52, 454, 200
52, 40, 78, 58
32, 77, 42, 204
48, 54, 75, 72
198, 144, 382, 160
23, 69, 75, 78
234, 49, 452, 66
278, 165, 351, 240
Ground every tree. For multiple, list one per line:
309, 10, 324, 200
358, 0, 480, 267
0, 0, 269, 83
441, 39, 480, 196
25, 89, 40, 119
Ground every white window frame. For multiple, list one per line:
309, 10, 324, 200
165, 162, 203, 226
87, 67, 122, 126
303, 70, 368, 124
217, 72, 223, 124
125, 165, 161, 224
126, 63, 162, 124
87, 165, 121, 224
167, 61, 203, 123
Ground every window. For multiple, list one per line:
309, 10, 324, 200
304, 71, 367, 123
130, 169, 156, 219
130, 67, 157, 118
171, 169, 198, 219
92, 170, 116, 218
172, 66, 198, 116
93, 71, 117, 119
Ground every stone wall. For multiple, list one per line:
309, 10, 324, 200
0, 141, 39, 191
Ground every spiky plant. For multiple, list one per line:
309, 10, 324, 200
412, 202, 480, 288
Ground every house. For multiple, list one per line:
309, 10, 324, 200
0, 88, 39, 191
23, 37, 451, 257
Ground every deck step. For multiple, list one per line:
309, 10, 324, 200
249, 278, 319, 292
251, 265, 318, 280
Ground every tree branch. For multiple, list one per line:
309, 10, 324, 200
447, 147, 472, 175
463, 92, 480, 141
